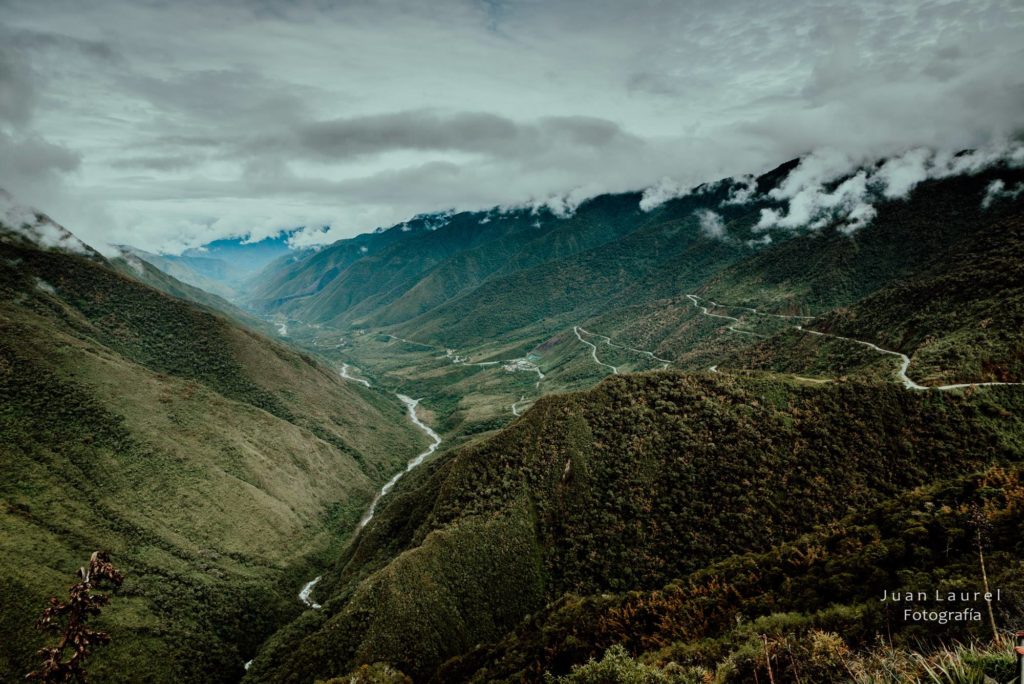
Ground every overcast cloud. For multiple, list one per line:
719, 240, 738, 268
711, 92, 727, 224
0, 0, 1021, 252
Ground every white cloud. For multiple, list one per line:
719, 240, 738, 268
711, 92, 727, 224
0, 190, 93, 254
721, 175, 757, 205
982, 178, 1024, 209
695, 209, 725, 239
0, 0, 1021, 251
639, 177, 691, 212
872, 148, 932, 199
755, 150, 875, 232
755, 141, 1024, 233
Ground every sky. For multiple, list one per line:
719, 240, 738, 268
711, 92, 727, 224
0, 0, 1022, 253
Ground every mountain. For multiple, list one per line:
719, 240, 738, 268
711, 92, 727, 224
4, 147, 1023, 684
246, 373, 1024, 682
109, 247, 276, 333
245, 156, 1024, 442
0, 202, 425, 682
117, 245, 241, 299
231, 152, 1024, 682
251, 160, 1024, 353
128, 234, 296, 301
242, 197, 651, 328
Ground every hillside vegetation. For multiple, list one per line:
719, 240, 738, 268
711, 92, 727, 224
0, 231, 423, 682
243, 161, 1024, 447
247, 372, 1024, 682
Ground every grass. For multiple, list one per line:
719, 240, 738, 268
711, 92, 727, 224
0, 239, 423, 682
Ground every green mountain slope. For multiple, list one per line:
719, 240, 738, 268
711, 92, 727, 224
245, 372, 1024, 682
0, 219, 424, 682
439, 462, 1024, 682
245, 195, 652, 332
238, 157, 1023, 471
805, 212, 1024, 385
109, 249, 277, 334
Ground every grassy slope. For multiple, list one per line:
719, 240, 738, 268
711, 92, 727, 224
247, 372, 1024, 682
0, 238, 422, 682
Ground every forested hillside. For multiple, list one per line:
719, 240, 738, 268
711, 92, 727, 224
246, 372, 1024, 682
0, 220, 423, 682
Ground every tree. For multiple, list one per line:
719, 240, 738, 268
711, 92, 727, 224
27, 551, 123, 683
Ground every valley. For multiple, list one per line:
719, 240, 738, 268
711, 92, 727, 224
3, 150, 1024, 683
7, 3, 1024, 681
229, 155, 1024, 683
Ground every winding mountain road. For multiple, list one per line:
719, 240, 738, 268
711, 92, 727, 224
574, 325, 618, 374
795, 325, 1022, 391
685, 295, 766, 337
685, 293, 1021, 391
575, 326, 672, 367
701, 298, 815, 321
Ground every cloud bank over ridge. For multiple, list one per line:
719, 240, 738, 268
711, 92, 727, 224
0, 0, 1021, 252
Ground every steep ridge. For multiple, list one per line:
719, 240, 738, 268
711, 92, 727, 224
0, 216, 423, 682
109, 249, 276, 333
245, 372, 1023, 682
246, 194, 654, 331
438, 462, 1024, 682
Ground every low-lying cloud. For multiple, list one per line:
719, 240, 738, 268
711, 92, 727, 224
753, 143, 1024, 233
0, 0, 1021, 252
695, 209, 726, 239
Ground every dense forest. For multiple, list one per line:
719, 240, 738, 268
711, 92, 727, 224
246, 373, 1024, 682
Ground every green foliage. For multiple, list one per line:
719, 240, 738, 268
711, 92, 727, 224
324, 662, 413, 683
544, 645, 710, 684
259, 369, 1024, 682
0, 240, 421, 682
437, 463, 1024, 682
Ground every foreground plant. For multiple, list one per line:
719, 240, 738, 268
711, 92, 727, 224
26, 551, 123, 683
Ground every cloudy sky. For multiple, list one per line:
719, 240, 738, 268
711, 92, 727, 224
1, 0, 1022, 252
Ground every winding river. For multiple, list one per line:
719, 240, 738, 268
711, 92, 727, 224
357, 394, 442, 529
297, 368, 443, 611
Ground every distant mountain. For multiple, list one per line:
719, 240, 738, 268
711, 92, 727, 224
127, 234, 297, 301
110, 247, 275, 333
0, 200, 424, 682
248, 159, 1024, 364
118, 245, 240, 299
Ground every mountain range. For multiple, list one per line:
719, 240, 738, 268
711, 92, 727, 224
3, 149, 1024, 683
